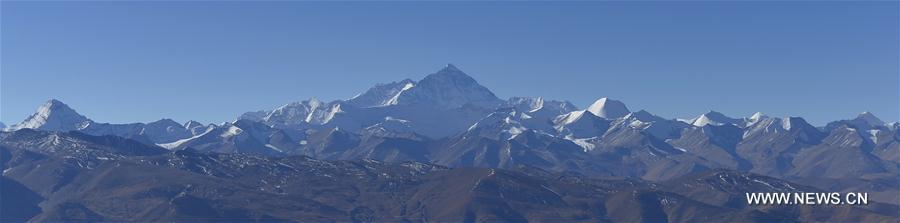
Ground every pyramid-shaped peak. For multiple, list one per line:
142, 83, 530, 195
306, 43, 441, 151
442, 63, 461, 72
38, 99, 77, 113
428, 63, 472, 79
36, 99, 81, 117
394, 64, 501, 109
10, 99, 92, 131
856, 111, 885, 126
586, 97, 629, 119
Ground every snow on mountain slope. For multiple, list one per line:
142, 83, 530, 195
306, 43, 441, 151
234, 65, 504, 139
615, 110, 690, 140
8, 99, 92, 132
746, 112, 767, 126
159, 120, 296, 156
8, 99, 198, 144
238, 110, 268, 122
690, 111, 742, 127
500, 97, 578, 132
347, 79, 416, 108
465, 108, 530, 140
184, 120, 215, 136
505, 97, 577, 114
393, 64, 503, 109
8, 65, 897, 183
585, 98, 629, 119
506, 97, 547, 112
361, 116, 427, 140
742, 116, 822, 140
240, 98, 345, 128
553, 110, 610, 139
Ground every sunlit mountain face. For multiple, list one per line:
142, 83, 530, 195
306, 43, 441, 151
3, 65, 898, 222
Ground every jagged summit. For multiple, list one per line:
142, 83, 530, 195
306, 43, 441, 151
255, 98, 339, 127
585, 98, 629, 119
505, 97, 577, 114
9, 99, 93, 131
507, 97, 547, 112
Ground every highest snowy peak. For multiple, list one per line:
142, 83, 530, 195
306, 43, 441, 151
9, 99, 93, 131
585, 98, 629, 119
394, 64, 502, 109
345, 64, 501, 110
690, 111, 742, 127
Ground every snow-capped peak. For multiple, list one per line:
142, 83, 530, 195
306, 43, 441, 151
392, 64, 502, 109
690, 111, 741, 127
9, 99, 93, 132
855, 112, 885, 127
585, 98, 629, 119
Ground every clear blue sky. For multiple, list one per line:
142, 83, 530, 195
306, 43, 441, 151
2, 1, 897, 125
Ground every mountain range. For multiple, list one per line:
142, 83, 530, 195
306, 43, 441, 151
2, 64, 898, 222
